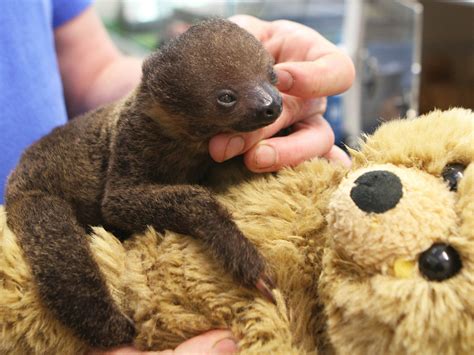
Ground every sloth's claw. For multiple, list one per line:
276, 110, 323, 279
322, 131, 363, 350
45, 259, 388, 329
255, 273, 276, 304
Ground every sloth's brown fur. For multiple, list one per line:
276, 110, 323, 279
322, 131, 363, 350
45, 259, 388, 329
4, 19, 281, 348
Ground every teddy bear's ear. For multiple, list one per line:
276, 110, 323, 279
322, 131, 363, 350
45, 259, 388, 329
351, 108, 474, 172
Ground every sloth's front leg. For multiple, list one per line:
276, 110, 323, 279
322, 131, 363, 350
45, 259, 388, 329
6, 191, 136, 348
101, 183, 276, 302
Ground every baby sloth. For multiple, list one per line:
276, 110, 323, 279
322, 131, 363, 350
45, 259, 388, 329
5, 19, 282, 348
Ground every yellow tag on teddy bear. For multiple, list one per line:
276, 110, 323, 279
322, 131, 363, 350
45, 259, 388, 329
393, 258, 416, 278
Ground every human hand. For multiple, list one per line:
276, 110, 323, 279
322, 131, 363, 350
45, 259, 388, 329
209, 15, 355, 172
89, 329, 237, 355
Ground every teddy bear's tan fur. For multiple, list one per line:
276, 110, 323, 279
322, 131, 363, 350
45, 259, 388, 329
1, 108, 473, 354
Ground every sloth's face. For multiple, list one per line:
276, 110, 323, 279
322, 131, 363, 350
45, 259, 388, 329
142, 19, 283, 139
211, 66, 282, 134
153, 53, 282, 138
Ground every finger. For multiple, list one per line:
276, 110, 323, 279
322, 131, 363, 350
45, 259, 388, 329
228, 14, 270, 41
209, 129, 265, 163
208, 111, 289, 163
172, 329, 238, 355
275, 51, 355, 98
209, 96, 325, 163
89, 346, 160, 354
323, 145, 352, 168
243, 115, 335, 172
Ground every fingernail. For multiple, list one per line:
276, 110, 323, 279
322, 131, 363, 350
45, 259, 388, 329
224, 136, 245, 160
275, 69, 293, 91
211, 337, 238, 355
255, 144, 277, 169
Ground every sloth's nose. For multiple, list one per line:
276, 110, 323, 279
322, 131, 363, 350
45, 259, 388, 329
350, 170, 403, 213
256, 83, 282, 122
258, 96, 282, 121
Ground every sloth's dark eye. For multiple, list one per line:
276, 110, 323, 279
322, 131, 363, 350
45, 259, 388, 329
219, 94, 234, 103
441, 163, 465, 191
217, 91, 237, 107
418, 243, 462, 281
270, 70, 278, 85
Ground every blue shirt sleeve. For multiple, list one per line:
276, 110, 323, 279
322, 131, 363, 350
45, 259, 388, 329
52, 0, 92, 28
0, 0, 93, 203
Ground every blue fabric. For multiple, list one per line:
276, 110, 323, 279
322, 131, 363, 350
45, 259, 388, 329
0, 0, 91, 203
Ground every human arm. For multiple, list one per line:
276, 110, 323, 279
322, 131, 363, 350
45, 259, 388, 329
54, 6, 142, 117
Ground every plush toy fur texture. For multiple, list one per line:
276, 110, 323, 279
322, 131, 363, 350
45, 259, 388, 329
1, 108, 473, 354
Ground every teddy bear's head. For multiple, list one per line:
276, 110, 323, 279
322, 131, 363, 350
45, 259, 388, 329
321, 109, 474, 353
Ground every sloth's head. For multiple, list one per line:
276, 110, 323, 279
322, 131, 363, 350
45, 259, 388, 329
141, 18, 282, 139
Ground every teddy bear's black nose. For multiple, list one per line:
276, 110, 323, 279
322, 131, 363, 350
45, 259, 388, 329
350, 170, 403, 213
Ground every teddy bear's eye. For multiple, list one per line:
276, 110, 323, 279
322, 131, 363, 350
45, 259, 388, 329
441, 163, 465, 191
418, 243, 462, 281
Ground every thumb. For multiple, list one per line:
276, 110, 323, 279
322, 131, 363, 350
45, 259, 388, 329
171, 329, 238, 355
275, 52, 354, 98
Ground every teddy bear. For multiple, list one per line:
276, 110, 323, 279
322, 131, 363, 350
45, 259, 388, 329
0, 108, 473, 354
